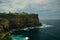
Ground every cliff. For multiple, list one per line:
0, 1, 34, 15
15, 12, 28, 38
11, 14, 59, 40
0, 12, 42, 31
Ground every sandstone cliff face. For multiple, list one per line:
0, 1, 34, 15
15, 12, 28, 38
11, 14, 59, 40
9, 13, 42, 29
0, 18, 9, 32
0, 12, 42, 30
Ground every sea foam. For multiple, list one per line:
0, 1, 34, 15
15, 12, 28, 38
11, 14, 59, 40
23, 24, 53, 30
40, 24, 53, 28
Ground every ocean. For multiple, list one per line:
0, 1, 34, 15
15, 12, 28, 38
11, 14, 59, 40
10, 19, 60, 40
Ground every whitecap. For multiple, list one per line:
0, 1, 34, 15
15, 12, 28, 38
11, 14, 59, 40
40, 24, 53, 28
25, 37, 29, 40
23, 24, 53, 30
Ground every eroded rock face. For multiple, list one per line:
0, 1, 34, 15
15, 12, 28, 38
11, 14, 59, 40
9, 13, 42, 29
0, 13, 42, 30
0, 18, 9, 32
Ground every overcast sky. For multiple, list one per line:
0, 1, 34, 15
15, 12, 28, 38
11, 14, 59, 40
0, 0, 60, 20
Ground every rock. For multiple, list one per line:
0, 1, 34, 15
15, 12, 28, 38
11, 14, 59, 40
0, 12, 42, 30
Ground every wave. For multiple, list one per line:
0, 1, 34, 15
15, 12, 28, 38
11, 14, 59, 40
23, 24, 53, 30
10, 24, 54, 32
40, 24, 53, 28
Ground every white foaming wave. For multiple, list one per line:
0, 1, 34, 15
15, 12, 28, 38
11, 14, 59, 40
40, 24, 53, 28
25, 37, 29, 40
23, 24, 53, 30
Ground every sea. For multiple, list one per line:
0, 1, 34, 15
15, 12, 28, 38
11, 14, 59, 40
10, 19, 60, 40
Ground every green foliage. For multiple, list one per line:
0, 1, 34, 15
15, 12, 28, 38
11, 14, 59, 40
0, 13, 9, 19
0, 34, 12, 40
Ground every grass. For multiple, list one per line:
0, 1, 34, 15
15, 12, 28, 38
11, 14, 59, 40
0, 33, 12, 40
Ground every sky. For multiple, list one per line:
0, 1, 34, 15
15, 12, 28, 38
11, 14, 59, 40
0, 0, 60, 20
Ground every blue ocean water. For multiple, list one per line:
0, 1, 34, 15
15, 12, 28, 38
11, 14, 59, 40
10, 19, 60, 40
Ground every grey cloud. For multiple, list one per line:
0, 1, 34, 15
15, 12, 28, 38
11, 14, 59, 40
0, 0, 60, 19
0, 1, 4, 3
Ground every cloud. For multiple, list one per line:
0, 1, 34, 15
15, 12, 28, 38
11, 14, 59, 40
0, 0, 29, 12
0, 0, 60, 12
0, 1, 4, 3
0, 0, 60, 19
